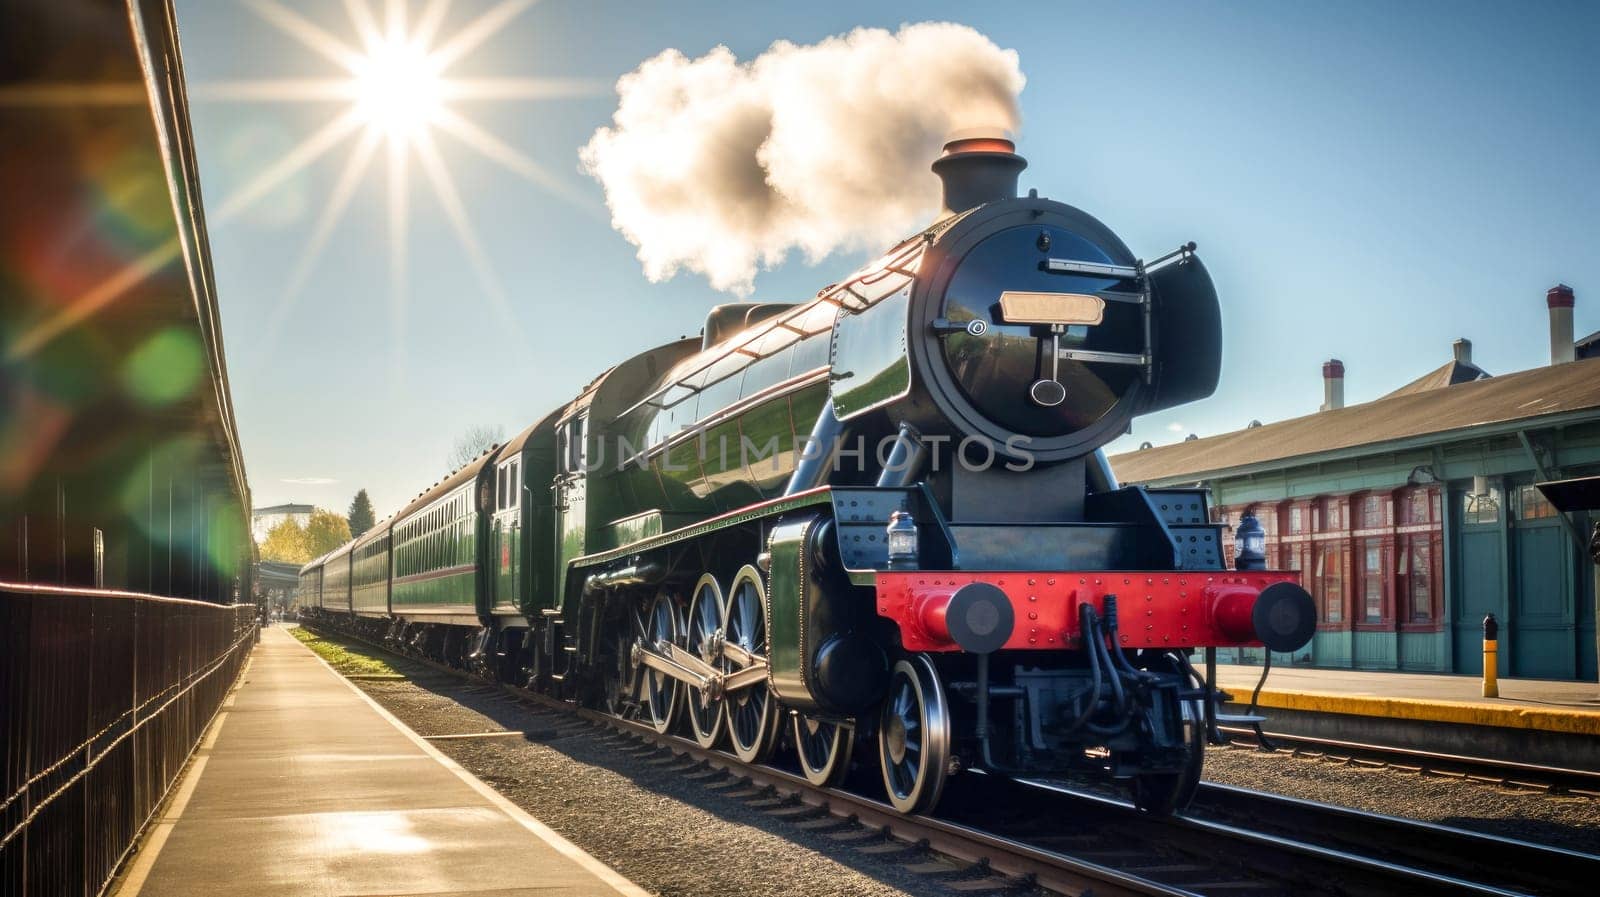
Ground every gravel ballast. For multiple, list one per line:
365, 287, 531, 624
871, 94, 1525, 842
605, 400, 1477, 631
347, 663, 961, 897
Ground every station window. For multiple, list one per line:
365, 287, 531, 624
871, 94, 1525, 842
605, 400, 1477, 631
1404, 539, 1435, 621
1516, 485, 1557, 520
1359, 493, 1387, 529
1281, 542, 1306, 578
1397, 486, 1442, 626
1315, 542, 1345, 623
1361, 542, 1385, 623
1461, 483, 1502, 525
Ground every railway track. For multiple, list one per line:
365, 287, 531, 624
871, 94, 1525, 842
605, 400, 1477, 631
305, 623, 1598, 896
1217, 725, 1600, 797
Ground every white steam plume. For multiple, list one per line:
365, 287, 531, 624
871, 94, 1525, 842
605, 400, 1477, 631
580, 23, 1025, 296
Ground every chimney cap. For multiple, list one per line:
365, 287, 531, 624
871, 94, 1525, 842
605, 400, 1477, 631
1322, 358, 1345, 378
931, 130, 1026, 215
1548, 283, 1575, 308
938, 131, 1018, 158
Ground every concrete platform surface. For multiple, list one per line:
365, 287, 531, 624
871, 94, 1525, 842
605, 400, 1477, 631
1218, 663, 1600, 736
115, 626, 646, 897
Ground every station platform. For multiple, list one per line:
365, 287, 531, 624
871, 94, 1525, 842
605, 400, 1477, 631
1216, 663, 1600, 770
112, 626, 646, 897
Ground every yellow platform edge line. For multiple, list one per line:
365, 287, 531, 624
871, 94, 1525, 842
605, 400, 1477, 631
1245, 689, 1600, 736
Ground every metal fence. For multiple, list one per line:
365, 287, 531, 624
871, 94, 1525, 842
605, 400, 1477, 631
1, 583, 257, 897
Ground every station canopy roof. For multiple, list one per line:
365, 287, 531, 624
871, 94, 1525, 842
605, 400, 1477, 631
1111, 357, 1600, 485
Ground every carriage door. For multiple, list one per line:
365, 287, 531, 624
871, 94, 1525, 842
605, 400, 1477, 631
552, 414, 588, 603
492, 456, 522, 614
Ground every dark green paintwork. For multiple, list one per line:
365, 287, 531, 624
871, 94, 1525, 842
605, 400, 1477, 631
766, 513, 817, 706
390, 484, 478, 613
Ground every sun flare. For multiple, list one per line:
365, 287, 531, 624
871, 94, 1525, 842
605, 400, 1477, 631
352, 37, 445, 138
171, 0, 608, 370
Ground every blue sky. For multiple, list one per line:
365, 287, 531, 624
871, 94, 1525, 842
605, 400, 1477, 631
174, 0, 1599, 519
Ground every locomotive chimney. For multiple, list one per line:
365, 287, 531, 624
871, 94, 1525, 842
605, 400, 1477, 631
1321, 359, 1345, 411
931, 132, 1027, 216
1548, 284, 1576, 365
1453, 338, 1472, 366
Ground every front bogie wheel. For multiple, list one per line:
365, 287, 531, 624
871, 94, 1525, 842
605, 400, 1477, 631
1130, 697, 1205, 815
878, 656, 951, 814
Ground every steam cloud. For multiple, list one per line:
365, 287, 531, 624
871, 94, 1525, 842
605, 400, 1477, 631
580, 23, 1025, 295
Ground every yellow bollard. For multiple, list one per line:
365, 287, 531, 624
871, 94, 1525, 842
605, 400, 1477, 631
1482, 613, 1499, 698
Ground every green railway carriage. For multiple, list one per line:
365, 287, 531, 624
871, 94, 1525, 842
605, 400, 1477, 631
351, 524, 391, 617
320, 542, 353, 613
484, 411, 557, 621
294, 559, 321, 612
300, 136, 1319, 817
388, 447, 500, 623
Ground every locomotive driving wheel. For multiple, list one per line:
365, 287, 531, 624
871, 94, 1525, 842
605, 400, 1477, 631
723, 565, 780, 764
685, 574, 726, 748
637, 591, 682, 734
878, 655, 951, 814
793, 714, 853, 786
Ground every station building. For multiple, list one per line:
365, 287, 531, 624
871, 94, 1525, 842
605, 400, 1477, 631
1111, 286, 1600, 681
252, 501, 314, 543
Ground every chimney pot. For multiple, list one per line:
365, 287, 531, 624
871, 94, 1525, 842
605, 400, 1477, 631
931, 132, 1027, 216
1548, 283, 1576, 365
1453, 338, 1472, 365
1321, 358, 1345, 411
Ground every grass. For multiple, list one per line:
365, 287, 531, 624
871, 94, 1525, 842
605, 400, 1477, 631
288, 625, 406, 679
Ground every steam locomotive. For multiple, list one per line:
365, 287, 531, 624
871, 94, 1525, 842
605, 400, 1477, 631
298, 136, 1315, 815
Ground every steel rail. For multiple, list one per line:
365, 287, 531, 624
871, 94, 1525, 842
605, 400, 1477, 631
1217, 725, 1600, 794
1189, 780, 1600, 895
1015, 779, 1576, 897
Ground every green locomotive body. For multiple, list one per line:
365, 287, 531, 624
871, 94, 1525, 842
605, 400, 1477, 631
299, 136, 1316, 814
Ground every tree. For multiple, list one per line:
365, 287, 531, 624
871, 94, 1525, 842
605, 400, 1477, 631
347, 489, 375, 538
449, 424, 503, 470
259, 518, 312, 564
304, 509, 351, 556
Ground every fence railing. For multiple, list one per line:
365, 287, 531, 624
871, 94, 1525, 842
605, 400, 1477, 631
1, 583, 257, 897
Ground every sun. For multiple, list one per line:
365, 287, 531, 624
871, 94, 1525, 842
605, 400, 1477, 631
157, 0, 609, 372
352, 37, 444, 139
